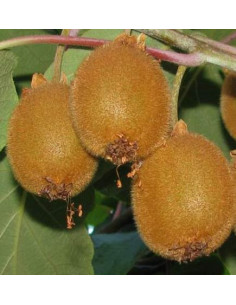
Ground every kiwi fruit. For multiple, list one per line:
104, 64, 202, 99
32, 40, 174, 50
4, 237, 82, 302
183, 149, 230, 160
132, 120, 235, 262
220, 71, 236, 140
7, 74, 98, 201
70, 33, 171, 166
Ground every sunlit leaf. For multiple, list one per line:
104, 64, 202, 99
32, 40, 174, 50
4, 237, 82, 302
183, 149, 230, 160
0, 152, 94, 275
0, 51, 18, 152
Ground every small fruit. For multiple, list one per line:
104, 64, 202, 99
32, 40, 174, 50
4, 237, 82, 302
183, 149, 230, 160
220, 71, 236, 139
7, 74, 98, 201
132, 120, 235, 262
70, 34, 171, 166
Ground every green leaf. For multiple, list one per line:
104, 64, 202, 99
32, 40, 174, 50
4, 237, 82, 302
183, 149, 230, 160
0, 153, 94, 274
86, 203, 111, 228
0, 29, 57, 93
179, 64, 235, 159
86, 191, 114, 227
91, 232, 148, 275
179, 29, 236, 159
0, 51, 18, 152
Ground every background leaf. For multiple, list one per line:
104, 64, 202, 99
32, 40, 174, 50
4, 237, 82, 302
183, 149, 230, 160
92, 232, 148, 275
179, 29, 236, 159
0, 29, 57, 93
179, 65, 234, 158
0, 152, 94, 275
0, 51, 18, 152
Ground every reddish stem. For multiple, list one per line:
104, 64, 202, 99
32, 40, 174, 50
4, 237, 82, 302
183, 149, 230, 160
147, 47, 203, 66
0, 35, 204, 67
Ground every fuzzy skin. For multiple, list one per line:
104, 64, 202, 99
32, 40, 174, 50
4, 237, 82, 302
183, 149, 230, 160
70, 38, 171, 160
7, 82, 98, 197
132, 133, 235, 262
221, 72, 236, 140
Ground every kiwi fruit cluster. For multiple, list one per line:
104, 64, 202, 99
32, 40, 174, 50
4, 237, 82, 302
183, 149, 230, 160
7, 33, 236, 258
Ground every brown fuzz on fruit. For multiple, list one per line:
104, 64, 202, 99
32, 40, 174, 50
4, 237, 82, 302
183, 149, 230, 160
220, 71, 236, 139
70, 33, 172, 166
132, 120, 235, 262
7, 74, 98, 201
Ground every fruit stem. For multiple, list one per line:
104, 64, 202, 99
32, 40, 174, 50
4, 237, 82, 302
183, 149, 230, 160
172, 65, 187, 125
52, 29, 70, 82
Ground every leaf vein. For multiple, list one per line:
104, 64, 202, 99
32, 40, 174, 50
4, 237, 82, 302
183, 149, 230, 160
24, 217, 58, 274
0, 210, 19, 239
0, 185, 19, 206
0, 251, 14, 275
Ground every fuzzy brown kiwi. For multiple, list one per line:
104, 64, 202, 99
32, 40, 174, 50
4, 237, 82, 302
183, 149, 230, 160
220, 71, 236, 140
132, 120, 235, 262
7, 74, 98, 201
70, 33, 171, 166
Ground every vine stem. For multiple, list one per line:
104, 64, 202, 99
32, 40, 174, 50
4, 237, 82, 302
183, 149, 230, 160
137, 29, 236, 71
0, 35, 107, 49
1, 31, 236, 70
172, 65, 187, 125
0, 35, 204, 67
